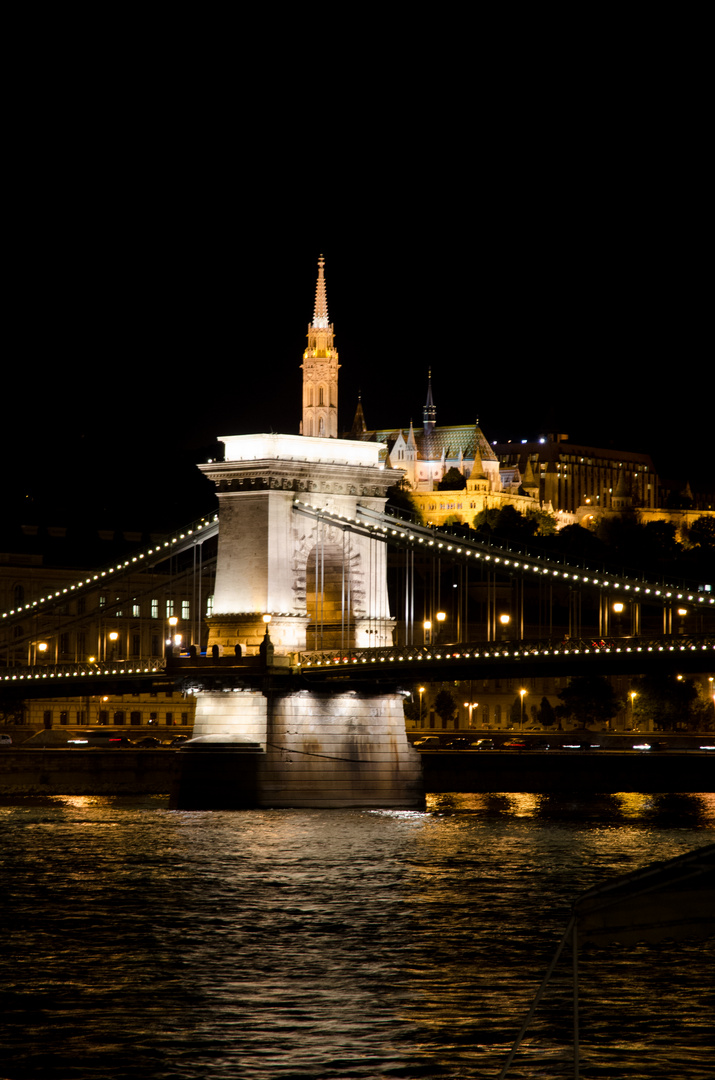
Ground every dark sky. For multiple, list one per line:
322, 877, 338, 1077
4, 83, 710, 533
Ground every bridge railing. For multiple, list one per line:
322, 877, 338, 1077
1, 657, 167, 686
298, 634, 715, 669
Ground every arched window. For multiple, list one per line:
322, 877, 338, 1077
318, 386, 325, 406
318, 417, 325, 435
307, 386, 313, 406
14, 584, 24, 605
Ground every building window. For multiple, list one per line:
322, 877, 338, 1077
149, 712, 158, 723
14, 584, 25, 605
133, 602, 141, 618
60, 711, 69, 725
132, 634, 141, 656
166, 712, 174, 726
98, 710, 109, 725
113, 711, 125, 726
43, 710, 52, 728
151, 635, 160, 656
318, 386, 325, 406
130, 711, 141, 726
151, 599, 159, 619
166, 600, 175, 618
182, 601, 190, 620
495, 704, 502, 725
181, 712, 189, 726
206, 595, 214, 617
76, 710, 85, 725
99, 596, 106, 609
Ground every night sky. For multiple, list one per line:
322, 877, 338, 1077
5, 96, 710, 535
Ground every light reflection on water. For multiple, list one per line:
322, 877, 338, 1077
0, 793, 713, 1080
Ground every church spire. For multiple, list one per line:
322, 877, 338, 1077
423, 369, 436, 434
301, 255, 340, 438
312, 254, 329, 328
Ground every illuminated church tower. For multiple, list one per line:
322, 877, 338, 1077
301, 255, 339, 438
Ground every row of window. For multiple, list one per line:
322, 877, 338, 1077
99, 598, 193, 619
45, 710, 190, 726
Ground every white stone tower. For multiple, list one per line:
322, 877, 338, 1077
190, 432, 423, 809
301, 255, 339, 438
199, 433, 398, 657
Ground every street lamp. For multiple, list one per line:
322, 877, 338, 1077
435, 611, 446, 643
418, 686, 426, 729
463, 701, 479, 727
629, 690, 637, 731
108, 630, 119, 662
423, 620, 432, 646
499, 614, 510, 641
519, 688, 527, 730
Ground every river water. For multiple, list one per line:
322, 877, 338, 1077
1, 793, 713, 1080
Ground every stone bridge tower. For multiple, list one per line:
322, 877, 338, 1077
190, 433, 423, 808
200, 433, 399, 657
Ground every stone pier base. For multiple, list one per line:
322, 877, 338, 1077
180, 688, 424, 809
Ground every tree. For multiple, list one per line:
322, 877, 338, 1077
437, 467, 466, 491
556, 677, 620, 729
631, 675, 706, 732
434, 688, 457, 729
687, 516, 715, 552
537, 696, 557, 728
525, 509, 558, 536
473, 506, 537, 541
386, 483, 423, 524
0, 693, 25, 726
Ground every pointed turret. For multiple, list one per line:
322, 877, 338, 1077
423, 369, 436, 434
301, 255, 340, 438
312, 254, 330, 328
350, 392, 367, 437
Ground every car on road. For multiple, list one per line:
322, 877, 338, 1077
471, 738, 495, 750
443, 736, 477, 749
67, 731, 136, 747
501, 739, 527, 750
413, 736, 441, 749
0, 733, 13, 747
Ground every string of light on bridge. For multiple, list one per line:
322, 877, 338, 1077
1, 660, 167, 683
292, 499, 714, 608
0, 514, 219, 621
299, 637, 715, 669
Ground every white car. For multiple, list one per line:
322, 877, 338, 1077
0, 733, 13, 747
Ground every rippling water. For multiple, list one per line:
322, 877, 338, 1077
1, 793, 714, 1079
